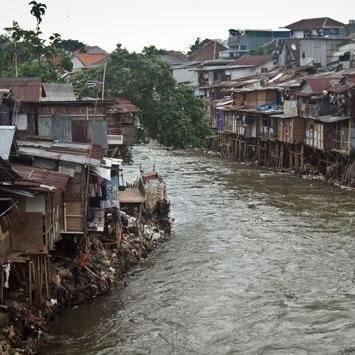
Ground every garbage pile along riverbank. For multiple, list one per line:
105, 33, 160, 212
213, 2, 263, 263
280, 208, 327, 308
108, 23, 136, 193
0, 206, 170, 354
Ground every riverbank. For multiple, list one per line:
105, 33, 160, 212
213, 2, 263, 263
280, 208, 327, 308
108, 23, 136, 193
203, 139, 355, 192
0, 187, 171, 354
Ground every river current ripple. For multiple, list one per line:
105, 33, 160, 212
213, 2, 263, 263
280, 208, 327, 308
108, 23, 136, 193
44, 144, 355, 355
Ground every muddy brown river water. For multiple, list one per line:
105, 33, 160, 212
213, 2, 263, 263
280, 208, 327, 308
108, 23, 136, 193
42, 144, 355, 354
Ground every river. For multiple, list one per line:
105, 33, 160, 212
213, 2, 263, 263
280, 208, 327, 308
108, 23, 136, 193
43, 144, 355, 354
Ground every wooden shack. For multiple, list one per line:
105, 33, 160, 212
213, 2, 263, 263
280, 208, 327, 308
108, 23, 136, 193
107, 98, 140, 149
36, 101, 110, 150
269, 100, 304, 144
304, 116, 352, 154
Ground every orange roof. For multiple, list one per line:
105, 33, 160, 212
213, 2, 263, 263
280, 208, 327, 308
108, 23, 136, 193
74, 53, 107, 66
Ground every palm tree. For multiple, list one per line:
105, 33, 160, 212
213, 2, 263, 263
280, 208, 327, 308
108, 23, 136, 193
29, 1, 47, 31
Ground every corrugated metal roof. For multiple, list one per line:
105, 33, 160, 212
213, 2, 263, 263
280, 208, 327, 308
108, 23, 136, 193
119, 188, 145, 204
17, 137, 103, 162
234, 55, 274, 67
11, 163, 70, 191
18, 146, 101, 166
0, 77, 41, 102
0, 126, 16, 161
41, 83, 76, 102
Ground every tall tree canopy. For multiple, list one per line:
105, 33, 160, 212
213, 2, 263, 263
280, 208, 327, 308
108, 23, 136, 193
56, 39, 85, 53
71, 48, 209, 148
29, 1, 47, 30
187, 37, 210, 55
0, 1, 71, 78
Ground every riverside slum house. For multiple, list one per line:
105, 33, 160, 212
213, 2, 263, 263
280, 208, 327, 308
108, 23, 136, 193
208, 69, 355, 184
106, 98, 140, 156
0, 77, 142, 312
0, 78, 139, 156
297, 73, 355, 181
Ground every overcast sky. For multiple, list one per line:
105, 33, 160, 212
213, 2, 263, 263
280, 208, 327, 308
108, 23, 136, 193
1, 0, 354, 53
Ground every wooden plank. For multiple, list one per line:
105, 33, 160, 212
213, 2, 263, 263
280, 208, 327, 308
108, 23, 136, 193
11, 213, 44, 253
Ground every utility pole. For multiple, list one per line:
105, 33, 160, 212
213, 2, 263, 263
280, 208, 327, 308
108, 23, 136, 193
101, 61, 107, 100
14, 41, 18, 78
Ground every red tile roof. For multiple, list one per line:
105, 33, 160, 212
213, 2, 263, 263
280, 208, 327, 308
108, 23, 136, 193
0, 77, 42, 102
74, 53, 107, 66
285, 17, 345, 31
234, 55, 274, 67
189, 40, 227, 62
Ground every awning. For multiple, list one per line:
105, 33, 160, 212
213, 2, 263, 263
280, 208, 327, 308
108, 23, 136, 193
119, 188, 145, 204
91, 166, 111, 180
270, 113, 297, 119
314, 115, 350, 123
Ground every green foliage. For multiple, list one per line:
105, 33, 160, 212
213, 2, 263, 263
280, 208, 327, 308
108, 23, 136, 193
187, 38, 210, 55
142, 45, 168, 56
250, 45, 274, 55
70, 48, 209, 148
56, 39, 85, 53
57, 51, 73, 71
29, 1, 47, 29
17, 61, 58, 81
0, 2, 70, 80
250, 46, 266, 55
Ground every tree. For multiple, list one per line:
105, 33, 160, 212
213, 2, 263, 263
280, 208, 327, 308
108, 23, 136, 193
142, 45, 168, 56
56, 39, 85, 53
29, 1, 47, 31
187, 38, 210, 55
250, 46, 266, 55
70, 48, 209, 148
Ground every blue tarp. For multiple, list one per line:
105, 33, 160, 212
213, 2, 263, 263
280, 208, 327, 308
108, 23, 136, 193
256, 103, 282, 112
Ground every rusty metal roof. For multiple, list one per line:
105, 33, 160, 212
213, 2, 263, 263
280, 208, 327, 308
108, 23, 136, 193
299, 77, 337, 95
11, 163, 70, 191
17, 139, 103, 166
234, 55, 274, 67
0, 126, 16, 161
0, 77, 41, 102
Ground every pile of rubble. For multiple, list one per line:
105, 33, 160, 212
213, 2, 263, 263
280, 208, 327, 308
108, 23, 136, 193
0, 209, 170, 354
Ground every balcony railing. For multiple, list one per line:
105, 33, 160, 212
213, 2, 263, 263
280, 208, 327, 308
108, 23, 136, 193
301, 104, 320, 118
108, 134, 123, 145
